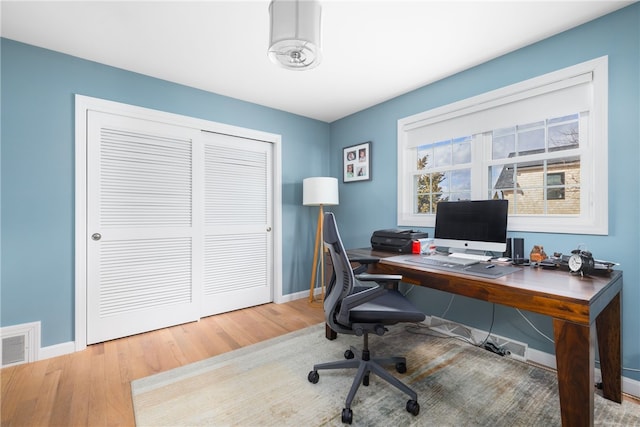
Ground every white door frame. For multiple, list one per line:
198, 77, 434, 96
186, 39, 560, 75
74, 94, 282, 351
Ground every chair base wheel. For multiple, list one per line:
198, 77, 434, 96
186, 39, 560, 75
341, 407, 353, 424
406, 399, 420, 416
307, 370, 319, 384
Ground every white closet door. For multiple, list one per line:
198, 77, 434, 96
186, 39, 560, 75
200, 131, 273, 316
86, 111, 201, 344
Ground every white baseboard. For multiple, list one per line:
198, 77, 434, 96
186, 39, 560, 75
276, 288, 321, 303
276, 290, 306, 303
39, 341, 76, 361
527, 347, 557, 369
34, 292, 315, 361
622, 376, 640, 399
425, 316, 640, 399
517, 338, 640, 399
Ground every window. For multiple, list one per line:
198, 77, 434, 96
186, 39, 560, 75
398, 57, 608, 235
547, 173, 566, 201
489, 114, 580, 214
415, 136, 472, 213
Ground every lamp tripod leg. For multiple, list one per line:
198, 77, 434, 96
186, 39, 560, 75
309, 205, 325, 303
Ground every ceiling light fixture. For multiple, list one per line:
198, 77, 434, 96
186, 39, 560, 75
268, 0, 322, 70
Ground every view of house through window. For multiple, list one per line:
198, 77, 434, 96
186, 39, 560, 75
415, 113, 582, 216
489, 113, 581, 215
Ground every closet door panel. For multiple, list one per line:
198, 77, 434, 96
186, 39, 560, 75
200, 132, 273, 316
86, 112, 199, 344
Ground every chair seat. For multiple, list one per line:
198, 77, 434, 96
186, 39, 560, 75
349, 289, 425, 324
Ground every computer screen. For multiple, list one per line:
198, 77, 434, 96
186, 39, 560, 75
434, 200, 508, 254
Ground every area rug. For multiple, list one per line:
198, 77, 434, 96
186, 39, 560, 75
132, 323, 640, 426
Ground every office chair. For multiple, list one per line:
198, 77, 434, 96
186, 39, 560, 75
307, 212, 426, 424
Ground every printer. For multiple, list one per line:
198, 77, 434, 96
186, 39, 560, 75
370, 229, 429, 253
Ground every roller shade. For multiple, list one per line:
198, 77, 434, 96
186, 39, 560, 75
405, 72, 593, 148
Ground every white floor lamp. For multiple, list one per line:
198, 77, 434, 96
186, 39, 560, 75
303, 177, 339, 303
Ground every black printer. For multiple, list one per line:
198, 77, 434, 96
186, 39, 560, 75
370, 229, 429, 253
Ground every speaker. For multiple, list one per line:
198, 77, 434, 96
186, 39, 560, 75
513, 238, 525, 263
504, 238, 512, 259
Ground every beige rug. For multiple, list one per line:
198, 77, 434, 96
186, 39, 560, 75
132, 323, 640, 426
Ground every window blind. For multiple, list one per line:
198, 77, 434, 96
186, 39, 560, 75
405, 72, 593, 148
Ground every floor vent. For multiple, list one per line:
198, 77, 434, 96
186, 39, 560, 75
3, 335, 26, 365
428, 316, 528, 361
1, 322, 40, 367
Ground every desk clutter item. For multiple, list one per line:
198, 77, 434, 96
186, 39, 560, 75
371, 229, 428, 253
530, 245, 548, 262
513, 238, 525, 261
401, 255, 518, 279
538, 250, 617, 275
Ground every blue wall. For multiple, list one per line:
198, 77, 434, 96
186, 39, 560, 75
1, 4, 638, 382
1, 38, 330, 346
330, 5, 639, 381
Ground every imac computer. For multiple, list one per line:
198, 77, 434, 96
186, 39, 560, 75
434, 200, 509, 257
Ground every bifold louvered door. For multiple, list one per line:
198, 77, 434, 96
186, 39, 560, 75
86, 111, 275, 344
86, 112, 275, 344
200, 132, 273, 316
86, 112, 202, 344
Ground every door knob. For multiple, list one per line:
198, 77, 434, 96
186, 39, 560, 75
266, 227, 272, 232
91, 233, 102, 241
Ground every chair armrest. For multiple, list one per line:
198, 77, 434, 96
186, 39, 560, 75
355, 273, 402, 282
336, 284, 388, 325
349, 256, 380, 265
356, 273, 402, 291
350, 256, 381, 275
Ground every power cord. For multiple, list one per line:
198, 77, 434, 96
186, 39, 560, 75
483, 341, 508, 357
407, 299, 509, 356
479, 304, 510, 356
407, 294, 640, 373
517, 309, 640, 375
405, 322, 477, 346
423, 294, 455, 328
516, 309, 554, 343
479, 303, 496, 347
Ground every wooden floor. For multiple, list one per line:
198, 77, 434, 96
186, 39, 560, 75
1, 298, 325, 426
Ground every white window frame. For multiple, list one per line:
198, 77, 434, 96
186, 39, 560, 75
397, 56, 608, 235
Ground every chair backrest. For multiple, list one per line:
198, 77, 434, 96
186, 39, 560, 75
323, 212, 357, 334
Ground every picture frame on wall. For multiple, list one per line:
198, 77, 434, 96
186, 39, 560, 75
343, 141, 371, 183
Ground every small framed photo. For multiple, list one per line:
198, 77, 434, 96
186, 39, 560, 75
343, 142, 371, 183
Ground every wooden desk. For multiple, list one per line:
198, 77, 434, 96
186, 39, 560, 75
344, 249, 623, 427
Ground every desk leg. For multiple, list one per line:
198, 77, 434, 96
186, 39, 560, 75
595, 293, 622, 403
553, 318, 594, 427
325, 323, 337, 340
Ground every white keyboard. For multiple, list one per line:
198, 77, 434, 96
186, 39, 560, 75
448, 252, 492, 262
427, 254, 479, 266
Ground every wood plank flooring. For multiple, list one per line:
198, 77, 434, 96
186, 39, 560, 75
1, 298, 325, 426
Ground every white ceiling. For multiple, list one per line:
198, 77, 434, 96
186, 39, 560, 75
1, 1, 633, 122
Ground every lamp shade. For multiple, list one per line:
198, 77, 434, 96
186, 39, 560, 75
303, 177, 339, 206
268, 0, 322, 70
